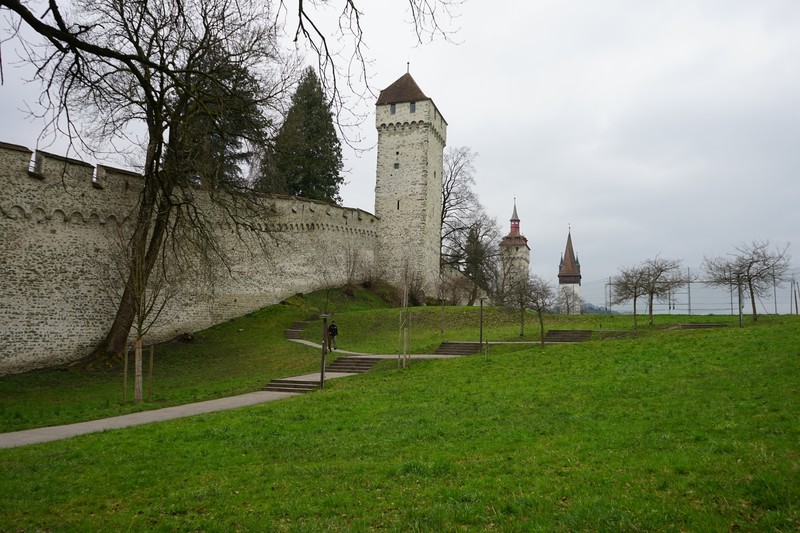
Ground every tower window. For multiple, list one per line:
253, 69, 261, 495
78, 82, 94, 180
390, 103, 396, 114
393, 163, 400, 169
410, 101, 416, 113
397, 200, 400, 210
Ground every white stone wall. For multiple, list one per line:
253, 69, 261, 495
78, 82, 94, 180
0, 143, 378, 375
374, 99, 446, 296
501, 245, 531, 278
499, 244, 531, 301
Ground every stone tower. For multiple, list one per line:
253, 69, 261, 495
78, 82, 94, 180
374, 73, 447, 297
499, 201, 531, 290
557, 229, 582, 314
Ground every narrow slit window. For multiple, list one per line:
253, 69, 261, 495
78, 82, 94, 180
397, 200, 400, 210
390, 103, 396, 114
410, 101, 416, 113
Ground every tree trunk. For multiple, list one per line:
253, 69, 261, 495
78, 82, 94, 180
134, 335, 143, 404
101, 284, 138, 361
648, 294, 654, 326
519, 305, 525, 336
538, 312, 545, 346
747, 279, 758, 321
467, 282, 478, 306
87, 188, 171, 365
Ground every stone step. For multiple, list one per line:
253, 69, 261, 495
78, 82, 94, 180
264, 379, 319, 393
284, 320, 310, 339
326, 357, 382, 373
434, 342, 482, 356
543, 330, 593, 343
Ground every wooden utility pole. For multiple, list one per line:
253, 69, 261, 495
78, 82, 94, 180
320, 314, 329, 388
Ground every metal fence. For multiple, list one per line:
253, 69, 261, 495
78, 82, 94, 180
580, 267, 800, 315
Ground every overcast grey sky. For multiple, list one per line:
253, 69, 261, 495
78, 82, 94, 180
334, 0, 800, 288
2, 0, 798, 293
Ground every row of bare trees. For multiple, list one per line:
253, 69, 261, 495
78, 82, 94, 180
610, 240, 792, 329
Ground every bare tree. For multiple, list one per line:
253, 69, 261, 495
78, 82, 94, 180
640, 256, 685, 326
504, 272, 531, 337
528, 276, 554, 346
276, 0, 461, 123
100, 226, 179, 401
610, 257, 688, 328
703, 240, 792, 322
493, 245, 517, 307
437, 267, 472, 306
442, 208, 500, 306
557, 286, 583, 315
609, 264, 650, 332
343, 242, 364, 294
441, 146, 479, 263
504, 274, 553, 340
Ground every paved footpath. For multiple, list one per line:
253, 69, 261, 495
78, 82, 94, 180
0, 343, 457, 449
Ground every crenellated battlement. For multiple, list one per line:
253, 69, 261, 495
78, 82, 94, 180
0, 142, 145, 226
0, 142, 379, 235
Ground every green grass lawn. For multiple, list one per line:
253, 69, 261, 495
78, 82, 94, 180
0, 287, 735, 433
1, 289, 799, 530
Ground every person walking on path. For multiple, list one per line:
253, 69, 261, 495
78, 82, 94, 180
327, 321, 338, 351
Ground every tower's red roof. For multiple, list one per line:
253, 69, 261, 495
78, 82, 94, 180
558, 231, 582, 284
500, 201, 528, 248
376, 73, 429, 105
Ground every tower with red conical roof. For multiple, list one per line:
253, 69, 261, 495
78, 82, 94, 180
557, 229, 582, 314
374, 72, 447, 298
499, 200, 531, 293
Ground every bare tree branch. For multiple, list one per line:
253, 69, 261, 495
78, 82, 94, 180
703, 240, 791, 321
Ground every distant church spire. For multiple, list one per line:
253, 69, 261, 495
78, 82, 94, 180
499, 200, 531, 290
558, 228, 581, 286
509, 198, 520, 236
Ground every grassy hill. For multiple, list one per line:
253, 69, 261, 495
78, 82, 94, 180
1, 289, 798, 530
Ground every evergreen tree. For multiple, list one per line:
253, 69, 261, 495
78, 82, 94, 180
170, 48, 270, 191
258, 67, 343, 203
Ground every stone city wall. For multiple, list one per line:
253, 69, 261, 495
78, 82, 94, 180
0, 142, 379, 375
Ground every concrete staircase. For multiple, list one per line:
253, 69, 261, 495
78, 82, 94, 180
264, 357, 382, 394
326, 356, 382, 373
543, 330, 593, 343
264, 379, 320, 393
434, 342, 482, 356
284, 319, 312, 340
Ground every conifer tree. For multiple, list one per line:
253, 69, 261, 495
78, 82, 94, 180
259, 67, 343, 203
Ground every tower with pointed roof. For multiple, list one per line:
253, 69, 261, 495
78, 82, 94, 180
374, 72, 447, 297
499, 201, 531, 295
557, 229, 582, 314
